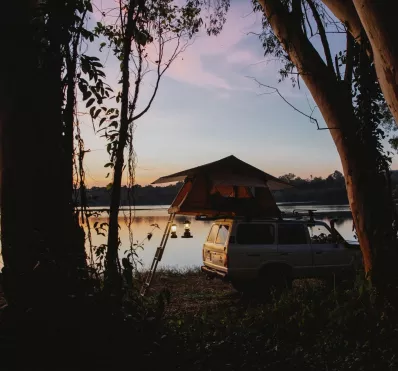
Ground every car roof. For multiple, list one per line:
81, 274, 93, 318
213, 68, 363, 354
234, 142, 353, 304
212, 218, 325, 224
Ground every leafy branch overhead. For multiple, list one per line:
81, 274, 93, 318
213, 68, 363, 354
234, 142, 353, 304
84, 0, 231, 285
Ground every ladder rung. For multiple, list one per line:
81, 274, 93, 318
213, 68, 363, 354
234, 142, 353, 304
140, 212, 175, 296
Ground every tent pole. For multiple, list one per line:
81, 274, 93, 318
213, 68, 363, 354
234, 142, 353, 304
140, 212, 176, 296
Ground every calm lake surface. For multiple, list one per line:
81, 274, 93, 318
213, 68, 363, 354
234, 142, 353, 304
86, 204, 355, 270
0, 204, 355, 270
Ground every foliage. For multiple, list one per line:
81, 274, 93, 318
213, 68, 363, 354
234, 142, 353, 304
143, 270, 398, 371
252, 0, 396, 159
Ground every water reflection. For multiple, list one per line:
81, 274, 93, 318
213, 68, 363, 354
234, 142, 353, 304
0, 205, 355, 271
86, 205, 355, 270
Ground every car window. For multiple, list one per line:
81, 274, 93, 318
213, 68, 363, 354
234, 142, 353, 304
308, 224, 333, 244
236, 224, 275, 244
216, 225, 230, 245
207, 225, 219, 243
278, 224, 307, 245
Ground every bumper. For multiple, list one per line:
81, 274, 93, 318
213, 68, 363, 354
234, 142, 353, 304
201, 265, 227, 280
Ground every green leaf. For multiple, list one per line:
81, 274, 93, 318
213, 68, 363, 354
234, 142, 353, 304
106, 182, 113, 191
86, 1, 93, 13
86, 98, 95, 108
93, 109, 101, 119
104, 162, 113, 168
99, 117, 107, 126
82, 91, 92, 101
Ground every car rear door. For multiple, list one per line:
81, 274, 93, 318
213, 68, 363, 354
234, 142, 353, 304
203, 223, 230, 272
228, 222, 277, 280
277, 223, 313, 277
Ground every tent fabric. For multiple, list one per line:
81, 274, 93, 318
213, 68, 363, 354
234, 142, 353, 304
158, 155, 291, 218
168, 174, 281, 217
152, 155, 292, 190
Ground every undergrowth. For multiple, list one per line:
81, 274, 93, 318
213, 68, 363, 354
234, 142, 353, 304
1, 268, 397, 370
144, 268, 398, 371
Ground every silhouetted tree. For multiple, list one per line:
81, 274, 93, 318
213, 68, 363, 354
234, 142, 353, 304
252, 0, 397, 291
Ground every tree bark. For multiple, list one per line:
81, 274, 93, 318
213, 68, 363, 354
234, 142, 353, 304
320, 0, 363, 43
351, 0, 398, 126
106, 1, 136, 288
257, 0, 397, 289
0, 1, 86, 308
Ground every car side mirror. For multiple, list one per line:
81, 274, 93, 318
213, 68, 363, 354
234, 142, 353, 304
330, 219, 337, 244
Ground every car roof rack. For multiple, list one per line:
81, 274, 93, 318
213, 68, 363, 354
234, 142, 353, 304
281, 209, 317, 222
195, 210, 319, 223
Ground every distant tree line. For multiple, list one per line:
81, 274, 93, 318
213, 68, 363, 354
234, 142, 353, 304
276, 170, 398, 204
84, 170, 398, 207
86, 182, 185, 206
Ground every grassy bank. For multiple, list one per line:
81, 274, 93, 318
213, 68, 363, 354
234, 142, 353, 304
1, 269, 397, 370
144, 268, 398, 371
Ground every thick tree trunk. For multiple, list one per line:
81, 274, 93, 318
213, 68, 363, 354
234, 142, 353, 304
0, 1, 86, 308
322, 0, 398, 125
351, 0, 398, 126
320, 0, 363, 43
257, 0, 397, 289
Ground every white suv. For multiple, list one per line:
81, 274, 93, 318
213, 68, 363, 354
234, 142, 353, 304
201, 217, 362, 292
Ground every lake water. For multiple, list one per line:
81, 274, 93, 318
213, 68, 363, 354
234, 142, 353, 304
0, 205, 354, 271
86, 204, 355, 270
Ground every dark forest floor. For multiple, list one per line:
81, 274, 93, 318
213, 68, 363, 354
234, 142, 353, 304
0, 270, 397, 371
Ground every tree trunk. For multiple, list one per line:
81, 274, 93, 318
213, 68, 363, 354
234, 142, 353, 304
322, 0, 398, 125
0, 1, 86, 308
257, 0, 398, 289
106, 2, 135, 288
351, 0, 398, 126
320, 0, 363, 44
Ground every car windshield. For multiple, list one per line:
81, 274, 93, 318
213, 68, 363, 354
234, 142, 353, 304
307, 224, 333, 244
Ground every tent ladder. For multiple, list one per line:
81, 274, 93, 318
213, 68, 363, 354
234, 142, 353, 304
140, 212, 176, 296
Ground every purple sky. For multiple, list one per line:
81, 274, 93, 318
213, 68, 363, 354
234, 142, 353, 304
79, 0, 398, 186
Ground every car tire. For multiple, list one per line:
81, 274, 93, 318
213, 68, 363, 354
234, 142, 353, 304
230, 280, 250, 293
259, 266, 293, 293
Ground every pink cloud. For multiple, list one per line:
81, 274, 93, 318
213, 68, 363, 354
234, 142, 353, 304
165, 2, 262, 90
226, 50, 257, 64
92, 0, 262, 91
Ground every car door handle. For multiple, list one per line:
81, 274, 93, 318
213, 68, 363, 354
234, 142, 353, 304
247, 253, 260, 257
315, 251, 323, 254
280, 252, 289, 255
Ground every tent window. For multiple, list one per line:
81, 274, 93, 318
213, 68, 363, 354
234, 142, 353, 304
211, 185, 235, 198
236, 224, 275, 244
215, 225, 230, 245
207, 225, 219, 243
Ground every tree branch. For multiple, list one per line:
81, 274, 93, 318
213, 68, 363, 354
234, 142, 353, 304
303, 2, 314, 37
131, 35, 186, 122
344, 32, 354, 87
306, 0, 334, 73
320, 0, 372, 58
249, 77, 337, 130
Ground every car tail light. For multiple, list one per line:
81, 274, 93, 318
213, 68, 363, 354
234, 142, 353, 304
224, 253, 229, 267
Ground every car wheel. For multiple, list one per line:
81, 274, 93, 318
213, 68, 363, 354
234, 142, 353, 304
230, 280, 250, 293
260, 266, 293, 294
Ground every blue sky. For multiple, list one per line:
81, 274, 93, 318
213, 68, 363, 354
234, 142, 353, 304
80, 0, 398, 186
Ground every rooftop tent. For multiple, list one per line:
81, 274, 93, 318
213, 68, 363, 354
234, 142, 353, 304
152, 155, 293, 218
141, 155, 293, 295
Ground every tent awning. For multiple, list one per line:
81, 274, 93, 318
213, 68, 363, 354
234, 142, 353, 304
151, 155, 292, 190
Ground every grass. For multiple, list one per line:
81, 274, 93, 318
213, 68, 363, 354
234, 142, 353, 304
141, 268, 398, 371
1, 268, 397, 370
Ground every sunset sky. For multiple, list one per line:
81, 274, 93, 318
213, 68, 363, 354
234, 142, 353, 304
79, 0, 398, 187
